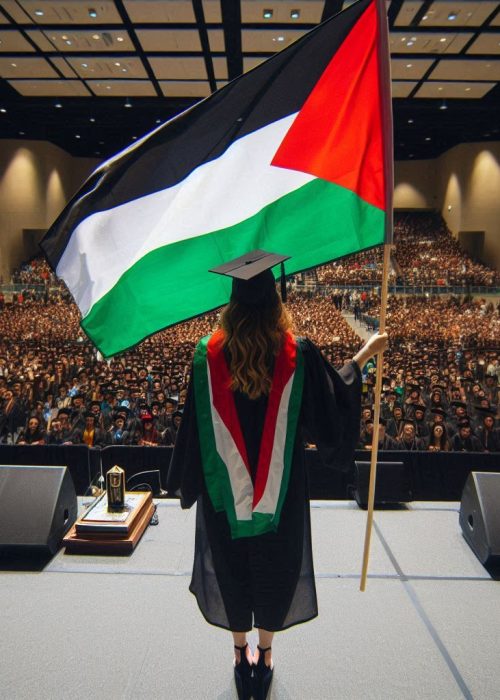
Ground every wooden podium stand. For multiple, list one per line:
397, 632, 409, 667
63, 491, 155, 555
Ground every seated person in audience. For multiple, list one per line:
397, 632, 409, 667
72, 411, 109, 447
48, 407, 76, 444
139, 412, 161, 446
394, 419, 426, 451
0, 387, 27, 441
427, 423, 451, 452
108, 412, 132, 445
451, 420, 483, 452
413, 405, 430, 440
46, 416, 65, 445
162, 410, 183, 446
476, 408, 500, 453
381, 388, 400, 420
16, 415, 46, 445
358, 417, 398, 451
386, 405, 404, 438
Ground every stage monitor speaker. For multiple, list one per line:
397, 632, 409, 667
0, 465, 77, 556
353, 461, 412, 509
459, 471, 500, 568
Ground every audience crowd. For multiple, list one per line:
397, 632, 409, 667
315, 212, 499, 288
0, 213, 498, 455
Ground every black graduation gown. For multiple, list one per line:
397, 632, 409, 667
167, 337, 361, 632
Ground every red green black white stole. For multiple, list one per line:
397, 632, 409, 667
193, 330, 304, 539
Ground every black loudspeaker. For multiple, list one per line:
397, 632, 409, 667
459, 471, 500, 568
0, 465, 77, 556
352, 461, 412, 509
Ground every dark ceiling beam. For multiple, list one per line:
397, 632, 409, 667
388, 0, 404, 29
192, 0, 216, 92
459, 4, 500, 56
112, 0, 162, 97
220, 0, 242, 80
411, 0, 433, 26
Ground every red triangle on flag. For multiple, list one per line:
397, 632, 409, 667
271, 0, 386, 212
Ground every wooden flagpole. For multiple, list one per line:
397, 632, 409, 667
358, 0, 394, 592
359, 243, 391, 591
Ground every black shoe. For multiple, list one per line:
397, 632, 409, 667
252, 645, 273, 700
234, 643, 253, 700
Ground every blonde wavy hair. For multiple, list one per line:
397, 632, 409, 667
220, 295, 293, 400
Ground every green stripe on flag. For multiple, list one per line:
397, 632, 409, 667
82, 178, 384, 357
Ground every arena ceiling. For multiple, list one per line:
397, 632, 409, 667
0, 0, 499, 161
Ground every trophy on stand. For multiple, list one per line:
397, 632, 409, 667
106, 465, 126, 510
63, 463, 155, 554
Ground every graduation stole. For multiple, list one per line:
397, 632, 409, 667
193, 329, 304, 539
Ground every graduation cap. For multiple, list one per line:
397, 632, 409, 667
210, 249, 290, 305
431, 407, 447, 418
406, 382, 421, 392
474, 405, 497, 417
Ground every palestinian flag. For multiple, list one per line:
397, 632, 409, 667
41, 0, 392, 358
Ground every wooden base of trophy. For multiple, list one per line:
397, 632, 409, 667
63, 491, 155, 555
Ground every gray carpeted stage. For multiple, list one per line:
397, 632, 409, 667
1, 500, 499, 700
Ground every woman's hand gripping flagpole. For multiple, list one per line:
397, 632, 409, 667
359, 243, 391, 591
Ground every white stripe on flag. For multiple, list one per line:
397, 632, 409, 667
253, 372, 294, 515
57, 113, 314, 317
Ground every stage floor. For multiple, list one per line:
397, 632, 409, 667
1, 500, 498, 700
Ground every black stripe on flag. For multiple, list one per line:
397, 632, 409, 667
41, 0, 372, 269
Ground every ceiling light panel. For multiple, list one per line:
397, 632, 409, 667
416, 81, 496, 98
19, 0, 122, 25
430, 59, 500, 81
241, 1, 324, 24
243, 55, 270, 72
148, 55, 227, 80
0, 30, 35, 51
8, 79, 91, 96
390, 32, 473, 54
68, 56, 148, 79
137, 29, 202, 52
208, 29, 225, 52
19, 0, 123, 24
391, 81, 418, 98
0, 1, 32, 23
50, 55, 79, 77
87, 79, 156, 96
242, 29, 307, 52
25, 30, 56, 51
391, 58, 434, 79
419, 2, 498, 27
123, 1, 195, 23
202, 0, 222, 23
466, 33, 500, 55
32, 30, 134, 52
148, 56, 208, 80
159, 80, 212, 98
394, 1, 423, 26
0, 55, 58, 77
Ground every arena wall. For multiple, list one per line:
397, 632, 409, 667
0, 140, 97, 283
1, 139, 499, 280
393, 159, 438, 209
437, 142, 500, 272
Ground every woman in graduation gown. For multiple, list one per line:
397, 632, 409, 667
167, 251, 388, 700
